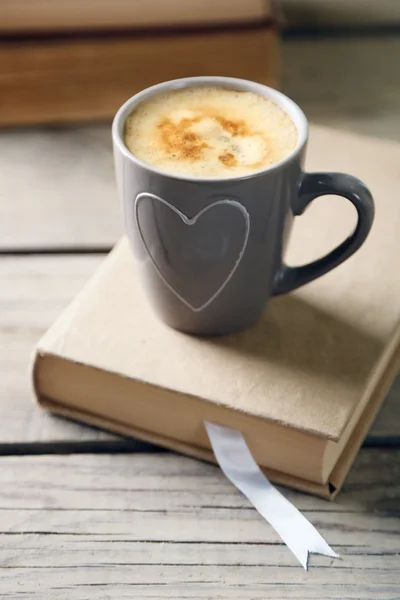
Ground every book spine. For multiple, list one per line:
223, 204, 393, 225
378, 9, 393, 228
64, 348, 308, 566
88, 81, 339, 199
0, 28, 279, 126
329, 319, 400, 492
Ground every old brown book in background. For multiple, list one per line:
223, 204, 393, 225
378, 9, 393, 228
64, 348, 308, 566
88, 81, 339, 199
32, 127, 400, 498
0, 1, 277, 126
0, 0, 271, 32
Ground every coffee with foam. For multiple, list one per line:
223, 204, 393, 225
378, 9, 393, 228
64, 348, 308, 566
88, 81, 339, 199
124, 86, 297, 178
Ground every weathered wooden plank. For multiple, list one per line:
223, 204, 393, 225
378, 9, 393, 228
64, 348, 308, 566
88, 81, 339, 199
0, 125, 122, 250
1, 565, 399, 597
1, 589, 395, 600
0, 584, 398, 600
281, 0, 400, 28
1, 255, 399, 445
1, 536, 399, 569
0, 36, 399, 250
0, 450, 399, 512
3, 507, 398, 544
0, 255, 119, 445
0, 451, 399, 598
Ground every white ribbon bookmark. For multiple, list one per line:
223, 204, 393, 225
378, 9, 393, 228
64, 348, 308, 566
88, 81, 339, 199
205, 422, 339, 570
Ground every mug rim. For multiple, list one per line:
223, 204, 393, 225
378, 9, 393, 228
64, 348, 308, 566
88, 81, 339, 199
112, 76, 308, 183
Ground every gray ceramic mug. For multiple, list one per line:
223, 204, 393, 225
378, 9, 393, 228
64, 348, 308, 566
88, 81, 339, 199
112, 76, 374, 335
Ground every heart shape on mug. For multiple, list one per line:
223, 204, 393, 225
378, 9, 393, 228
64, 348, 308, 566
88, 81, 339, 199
135, 192, 250, 312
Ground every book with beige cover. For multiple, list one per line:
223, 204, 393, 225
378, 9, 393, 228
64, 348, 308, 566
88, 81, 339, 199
32, 126, 400, 498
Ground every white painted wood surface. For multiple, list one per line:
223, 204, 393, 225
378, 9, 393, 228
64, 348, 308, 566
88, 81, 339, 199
0, 451, 399, 598
0, 126, 122, 250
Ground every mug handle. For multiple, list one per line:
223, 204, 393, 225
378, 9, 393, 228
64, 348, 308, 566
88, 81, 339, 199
273, 172, 375, 295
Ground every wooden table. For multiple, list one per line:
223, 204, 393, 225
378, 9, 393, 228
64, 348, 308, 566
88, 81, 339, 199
1, 16, 400, 598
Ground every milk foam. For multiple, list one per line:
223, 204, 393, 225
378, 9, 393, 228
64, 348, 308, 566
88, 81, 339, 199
124, 86, 297, 178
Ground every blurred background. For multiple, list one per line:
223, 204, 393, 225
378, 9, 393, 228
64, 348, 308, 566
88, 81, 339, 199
0, 0, 399, 252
